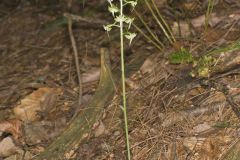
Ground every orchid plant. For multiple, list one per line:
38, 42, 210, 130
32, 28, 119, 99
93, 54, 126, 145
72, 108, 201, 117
104, 0, 138, 159
104, 0, 137, 45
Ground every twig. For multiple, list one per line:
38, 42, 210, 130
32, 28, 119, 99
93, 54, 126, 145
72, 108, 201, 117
67, 15, 82, 105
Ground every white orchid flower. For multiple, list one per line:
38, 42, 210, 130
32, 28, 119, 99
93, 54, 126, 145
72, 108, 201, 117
125, 32, 136, 45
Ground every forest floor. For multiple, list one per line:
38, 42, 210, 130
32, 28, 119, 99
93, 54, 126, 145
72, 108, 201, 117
0, 0, 240, 160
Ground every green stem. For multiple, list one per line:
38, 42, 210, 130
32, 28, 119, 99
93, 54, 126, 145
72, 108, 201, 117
134, 10, 164, 48
205, 0, 214, 31
151, 0, 176, 42
133, 23, 163, 51
145, 0, 174, 44
120, 0, 131, 160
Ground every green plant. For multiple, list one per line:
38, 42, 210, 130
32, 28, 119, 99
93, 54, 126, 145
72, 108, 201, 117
134, 10, 164, 48
132, 0, 175, 51
168, 47, 193, 64
212, 122, 239, 128
205, 0, 214, 31
190, 55, 216, 77
191, 40, 240, 77
145, 0, 175, 44
104, 0, 138, 159
206, 40, 240, 56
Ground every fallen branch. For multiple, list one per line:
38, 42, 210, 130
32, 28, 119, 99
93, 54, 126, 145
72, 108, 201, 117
66, 14, 82, 105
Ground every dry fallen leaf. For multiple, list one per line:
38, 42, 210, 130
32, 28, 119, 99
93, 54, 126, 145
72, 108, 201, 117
0, 137, 22, 158
0, 119, 23, 144
24, 119, 67, 145
193, 122, 211, 134
198, 138, 220, 160
82, 68, 100, 83
188, 87, 205, 96
13, 87, 62, 122
140, 57, 156, 74
94, 121, 106, 137
172, 21, 191, 37
183, 136, 201, 151
202, 28, 224, 43
183, 136, 222, 159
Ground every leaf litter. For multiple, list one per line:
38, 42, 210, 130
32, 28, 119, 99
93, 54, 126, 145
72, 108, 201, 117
0, 1, 240, 159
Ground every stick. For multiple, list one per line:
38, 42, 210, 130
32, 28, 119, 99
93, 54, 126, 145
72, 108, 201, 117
67, 15, 82, 105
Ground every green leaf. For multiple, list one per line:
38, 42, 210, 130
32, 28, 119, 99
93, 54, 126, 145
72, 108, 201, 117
168, 48, 193, 64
